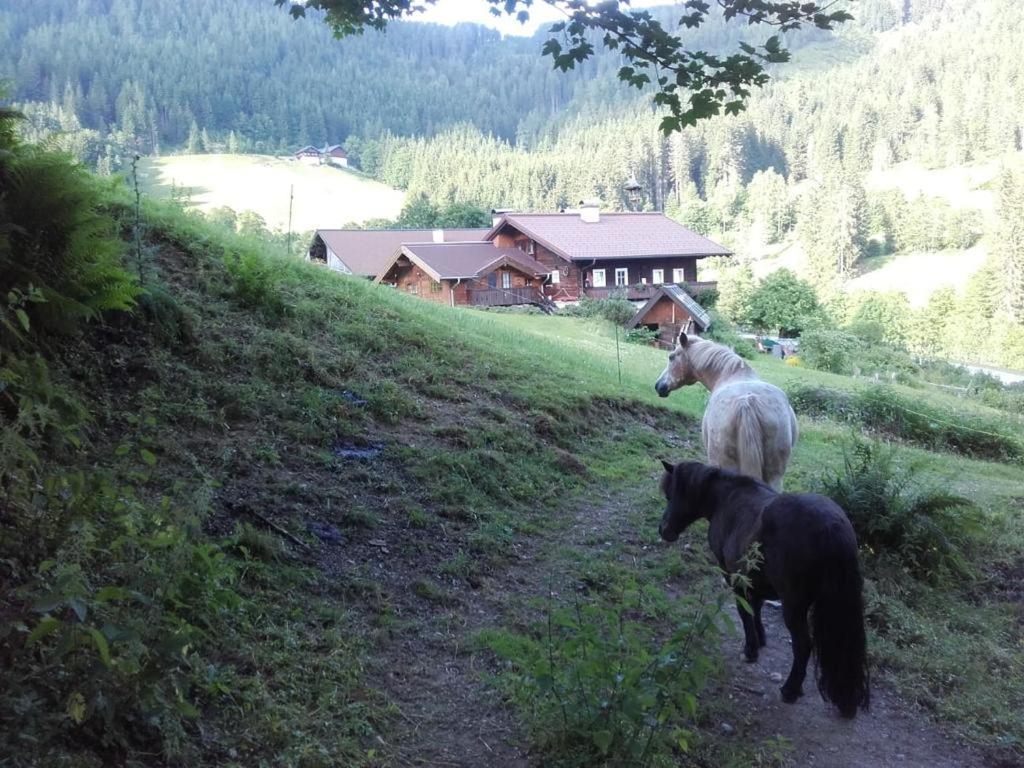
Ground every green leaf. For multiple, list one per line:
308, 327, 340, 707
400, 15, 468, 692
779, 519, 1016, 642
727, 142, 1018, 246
15, 308, 29, 332
592, 730, 613, 755
139, 448, 157, 466
32, 592, 65, 613
95, 586, 129, 603
86, 626, 112, 667
26, 616, 60, 646
735, 594, 752, 615
68, 597, 88, 622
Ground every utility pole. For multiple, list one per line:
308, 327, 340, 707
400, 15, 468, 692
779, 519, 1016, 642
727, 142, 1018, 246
286, 184, 294, 256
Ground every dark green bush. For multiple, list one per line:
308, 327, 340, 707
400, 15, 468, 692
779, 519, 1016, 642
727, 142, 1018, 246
816, 440, 983, 583
798, 328, 863, 374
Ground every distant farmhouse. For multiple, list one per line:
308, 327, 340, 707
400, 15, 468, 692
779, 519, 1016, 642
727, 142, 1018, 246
293, 144, 349, 167
308, 205, 730, 325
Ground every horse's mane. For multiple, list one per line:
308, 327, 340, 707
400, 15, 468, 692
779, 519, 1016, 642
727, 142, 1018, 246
688, 338, 753, 380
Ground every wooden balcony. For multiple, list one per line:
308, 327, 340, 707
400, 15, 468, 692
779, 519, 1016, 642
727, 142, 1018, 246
584, 281, 717, 301
468, 287, 542, 307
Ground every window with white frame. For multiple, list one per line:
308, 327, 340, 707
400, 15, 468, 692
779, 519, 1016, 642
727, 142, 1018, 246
592, 269, 606, 288
672, 267, 685, 284
615, 267, 628, 287
652, 269, 664, 284
550, 269, 560, 284
527, 240, 536, 255
502, 271, 512, 289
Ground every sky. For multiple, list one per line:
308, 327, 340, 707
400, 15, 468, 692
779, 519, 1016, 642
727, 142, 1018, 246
416, 1, 673, 37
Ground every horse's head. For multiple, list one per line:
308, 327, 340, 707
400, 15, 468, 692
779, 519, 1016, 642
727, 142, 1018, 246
654, 331, 699, 397
658, 459, 708, 542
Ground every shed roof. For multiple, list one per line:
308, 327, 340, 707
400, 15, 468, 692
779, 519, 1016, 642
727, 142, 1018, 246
487, 212, 730, 262
626, 284, 712, 332
314, 228, 488, 278
377, 241, 550, 282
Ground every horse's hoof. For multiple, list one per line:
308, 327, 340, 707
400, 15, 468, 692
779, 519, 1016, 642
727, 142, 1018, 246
780, 686, 803, 704
758, 637, 767, 648
743, 649, 759, 663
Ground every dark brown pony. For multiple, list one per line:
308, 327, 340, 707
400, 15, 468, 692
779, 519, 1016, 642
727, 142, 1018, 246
658, 460, 870, 718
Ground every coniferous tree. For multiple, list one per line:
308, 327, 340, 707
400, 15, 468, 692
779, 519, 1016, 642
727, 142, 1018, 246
994, 170, 1024, 322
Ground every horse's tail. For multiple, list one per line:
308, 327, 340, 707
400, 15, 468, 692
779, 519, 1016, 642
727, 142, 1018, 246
734, 397, 765, 482
813, 538, 870, 718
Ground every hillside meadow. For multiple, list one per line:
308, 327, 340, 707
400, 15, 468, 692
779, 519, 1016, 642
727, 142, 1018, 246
4, 177, 1023, 765
138, 154, 405, 232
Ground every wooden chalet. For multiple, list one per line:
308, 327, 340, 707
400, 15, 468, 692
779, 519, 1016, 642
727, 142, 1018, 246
308, 205, 728, 312
486, 205, 729, 302
309, 228, 489, 277
375, 242, 552, 309
321, 144, 348, 166
626, 284, 713, 345
293, 144, 350, 167
294, 145, 322, 165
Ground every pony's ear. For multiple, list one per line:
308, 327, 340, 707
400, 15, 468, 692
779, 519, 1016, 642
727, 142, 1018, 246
660, 459, 674, 474
678, 331, 689, 347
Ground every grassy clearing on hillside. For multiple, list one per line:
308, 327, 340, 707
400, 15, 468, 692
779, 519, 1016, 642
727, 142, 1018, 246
139, 154, 405, 232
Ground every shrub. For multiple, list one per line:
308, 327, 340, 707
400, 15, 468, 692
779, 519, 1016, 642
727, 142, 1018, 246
816, 440, 983, 583
798, 328, 863, 374
478, 585, 724, 767
625, 326, 658, 345
692, 286, 719, 309
785, 383, 1024, 462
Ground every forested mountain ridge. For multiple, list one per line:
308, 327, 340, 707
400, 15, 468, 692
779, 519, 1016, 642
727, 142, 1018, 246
3, 0, 854, 168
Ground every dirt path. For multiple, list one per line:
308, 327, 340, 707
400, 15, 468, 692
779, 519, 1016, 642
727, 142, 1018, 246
357, 487, 997, 767
719, 604, 990, 768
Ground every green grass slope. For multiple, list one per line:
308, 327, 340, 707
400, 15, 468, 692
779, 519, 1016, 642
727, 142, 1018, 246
4, 197, 1023, 766
139, 154, 405, 232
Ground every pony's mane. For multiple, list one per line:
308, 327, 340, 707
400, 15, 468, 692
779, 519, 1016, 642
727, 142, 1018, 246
688, 338, 752, 379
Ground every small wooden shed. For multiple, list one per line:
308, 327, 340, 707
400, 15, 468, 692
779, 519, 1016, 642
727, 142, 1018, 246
625, 284, 712, 345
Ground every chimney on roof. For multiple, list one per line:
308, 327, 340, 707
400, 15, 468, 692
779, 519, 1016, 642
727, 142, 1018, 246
432, 228, 444, 243
491, 208, 512, 227
579, 200, 600, 224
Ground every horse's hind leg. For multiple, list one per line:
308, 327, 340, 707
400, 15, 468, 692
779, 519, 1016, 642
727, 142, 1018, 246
736, 597, 760, 662
780, 601, 811, 703
754, 598, 767, 648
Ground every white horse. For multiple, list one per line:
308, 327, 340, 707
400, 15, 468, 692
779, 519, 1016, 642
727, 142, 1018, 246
654, 332, 798, 490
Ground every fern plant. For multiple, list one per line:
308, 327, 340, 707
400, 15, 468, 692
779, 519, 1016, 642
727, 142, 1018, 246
817, 440, 984, 583
0, 107, 138, 347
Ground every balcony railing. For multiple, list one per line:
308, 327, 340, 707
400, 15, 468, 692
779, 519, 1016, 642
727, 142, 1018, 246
468, 287, 540, 307
584, 281, 717, 301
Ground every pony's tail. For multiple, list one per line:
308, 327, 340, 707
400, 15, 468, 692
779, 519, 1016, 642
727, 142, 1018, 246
734, 398, 765, 483
813, 545, 870, 718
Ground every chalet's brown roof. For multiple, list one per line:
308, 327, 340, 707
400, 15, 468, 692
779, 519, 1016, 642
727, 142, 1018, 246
314, 228, 488, 278
487, 212, 731, 262
627, 284, 712, 332
379, 242, 550, 282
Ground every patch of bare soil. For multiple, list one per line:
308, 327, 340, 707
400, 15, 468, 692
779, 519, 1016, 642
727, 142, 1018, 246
716, 604, 993, 768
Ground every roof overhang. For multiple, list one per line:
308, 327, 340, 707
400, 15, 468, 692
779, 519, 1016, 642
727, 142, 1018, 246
626, 286, 712, 331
